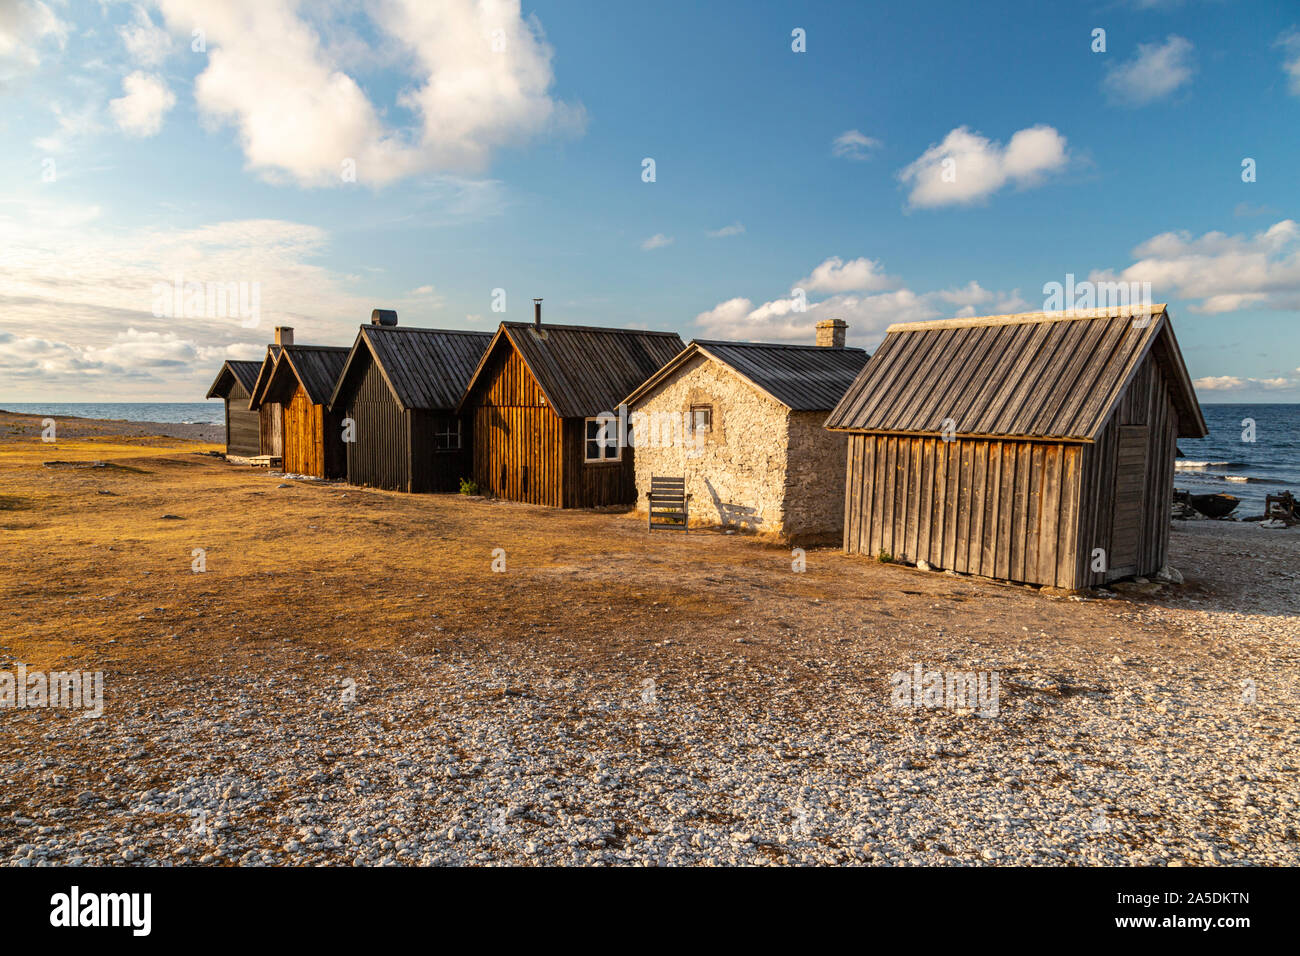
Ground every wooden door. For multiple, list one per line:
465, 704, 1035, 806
1109, 425, 1148, 576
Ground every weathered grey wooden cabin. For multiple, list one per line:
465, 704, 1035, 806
825, 306, 1207, 589
204, 359, 262, 458
329, 314, 492, 493
250, 344, 349, 478
457, 311, 684, 507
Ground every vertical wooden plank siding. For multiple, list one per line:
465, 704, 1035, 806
469, 348, 563, 507
224, 380, 261, 456
345, 354, 411, 491
259, 402, 283, 457
842, 433, 1089, 588
282, 385, 321, 477
1074, 354, 1179, 586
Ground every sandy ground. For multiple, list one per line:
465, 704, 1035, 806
1, 412, 1297, 866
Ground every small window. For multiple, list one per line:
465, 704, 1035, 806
691, 404, 713, 434
433, 417, 462, 451
584, 417, 621, 462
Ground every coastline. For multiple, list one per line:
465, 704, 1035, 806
0, 409, 223, 444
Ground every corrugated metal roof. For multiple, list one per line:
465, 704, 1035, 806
825, 306, 1207, 440
260, 346, 349, 406
205, 360, 260, 399
460, 322, 686, 418
624, 340, 869, 411
331, 326, 494, 411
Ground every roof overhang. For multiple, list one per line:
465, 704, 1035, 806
454, 323, 563, 415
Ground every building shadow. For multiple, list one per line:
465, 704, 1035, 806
703, 478, 764, 532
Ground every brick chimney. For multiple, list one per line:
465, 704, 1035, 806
816, 319, 847, 348
274, 326, 294, 346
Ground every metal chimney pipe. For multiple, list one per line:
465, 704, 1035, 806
533, 298, 543, 329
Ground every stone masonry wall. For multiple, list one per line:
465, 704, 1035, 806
630, 354, 791, 536
782, 410, 850, 544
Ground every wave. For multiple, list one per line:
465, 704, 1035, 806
1176, 460, 1248, 470
1178, 472, 1291, 486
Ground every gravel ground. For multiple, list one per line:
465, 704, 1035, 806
2, 449, 1297, 866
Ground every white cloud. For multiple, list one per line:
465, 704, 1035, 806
831, 129, 880, 161
1089, 220, 1300, 313
0, 198, 428, 398
152, 0, 584, 187
110, 71, 176, 137
1194, 374, 1297, 392
641, 233, 673, 250
32, 99, 102, 153
898, 125, 1069, 208
0, 0, 67, 77
118, 4, 173, 67
797, 256, 899, 294
706, 223, 745, 238
1103, 35, 1194, 106
1277, 29, 1300, 96
693, 257, 1026, 345
1193, 375, 1247, 391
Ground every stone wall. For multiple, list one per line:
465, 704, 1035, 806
782, 410, 850, 544
630, 353, 791, 536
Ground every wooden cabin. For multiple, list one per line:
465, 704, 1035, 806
204, 360, 262, 458
825, 306, 1207, 589
623, 321, 868, 542
248, 342, 285, 458
457, 316, 685, 507
329, 318, 492, 493
250, 345, 349, 478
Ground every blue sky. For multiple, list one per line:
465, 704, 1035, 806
1, 0, 1298, 401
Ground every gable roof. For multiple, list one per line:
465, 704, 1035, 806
246, 345, 284, 410
623, 340, 869, 411
458, 322, 686, 418
257, 346, 350, 407
205, 360, 261, 399
824, 305, 1207, 440
329, 326, 494, 412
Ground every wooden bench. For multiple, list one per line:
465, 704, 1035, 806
647, 476, 690, 532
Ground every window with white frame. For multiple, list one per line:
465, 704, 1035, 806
433, 416, 462, 451
584, 416, 621, 462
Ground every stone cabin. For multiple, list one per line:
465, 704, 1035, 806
623, 319, 868, 543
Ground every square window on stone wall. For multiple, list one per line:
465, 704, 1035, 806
691, 404, 712, 433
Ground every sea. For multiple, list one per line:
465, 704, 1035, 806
1176, 404, 1300, 514
1, 401, 1296, 514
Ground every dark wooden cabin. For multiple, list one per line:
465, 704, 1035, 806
825, 306, 1207, 589
328, 321, 492, 492
251, 345, 349, 478
457, 318, 685, 508
204, 360, 262, 457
